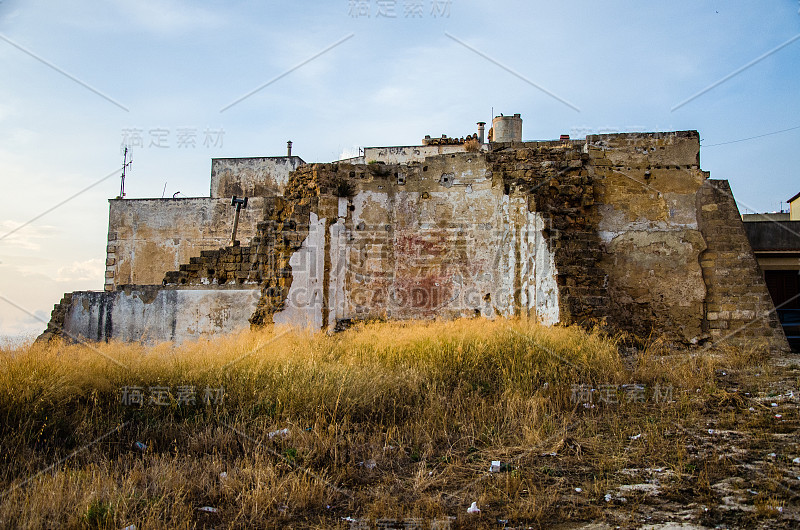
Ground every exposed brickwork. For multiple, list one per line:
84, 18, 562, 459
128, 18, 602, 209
162, 245, 258, 287
160, 197, 315, 327
697, 180, 789, 351
34, 293, 74, 344
488, 142, 610, 325
249, 199, 315, 326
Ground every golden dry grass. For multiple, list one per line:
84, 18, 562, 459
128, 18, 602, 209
0, 318, 792, 528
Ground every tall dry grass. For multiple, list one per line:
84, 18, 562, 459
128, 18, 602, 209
0, 318, 730, 528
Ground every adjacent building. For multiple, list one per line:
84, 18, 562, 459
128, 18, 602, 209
742, 192, 800, 350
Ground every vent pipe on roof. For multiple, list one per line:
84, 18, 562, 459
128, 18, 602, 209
477, 122, 486, 144
287, 140, 293, 157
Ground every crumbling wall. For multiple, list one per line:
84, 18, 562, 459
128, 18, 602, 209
263, 154, 563, 329
697, 180, 788, 350
589, 131, 709, 343
41, 130, 790, 352
106, 197, 266, 289
36, 293, 73, 344
487, 141, 606, 327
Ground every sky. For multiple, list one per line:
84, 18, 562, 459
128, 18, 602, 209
0, 0, 799, 340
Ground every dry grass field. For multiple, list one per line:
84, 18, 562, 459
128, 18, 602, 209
0, 318, 798, 528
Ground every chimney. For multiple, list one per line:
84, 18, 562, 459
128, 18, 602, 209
477, 122, 486, 144
287, 140, 293, 157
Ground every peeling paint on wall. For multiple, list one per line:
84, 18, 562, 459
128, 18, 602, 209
272, 212, 326, 329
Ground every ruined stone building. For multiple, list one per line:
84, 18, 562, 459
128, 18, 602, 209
39, 115, 790, 352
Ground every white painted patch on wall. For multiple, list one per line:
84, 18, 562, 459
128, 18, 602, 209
523, 210, 560, 325
496, 195, 559, 325
328, 198, 350, 329
273, 212, 326, 330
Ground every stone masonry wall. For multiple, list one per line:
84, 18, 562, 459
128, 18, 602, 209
35, 293, 73, 344
697, 180, 789, 351
487, 140, 608, 326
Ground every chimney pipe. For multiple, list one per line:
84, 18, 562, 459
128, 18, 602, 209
287, 140, 293, 157
477, 122, 486, 144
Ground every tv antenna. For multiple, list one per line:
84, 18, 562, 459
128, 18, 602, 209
118, 146, 132, 198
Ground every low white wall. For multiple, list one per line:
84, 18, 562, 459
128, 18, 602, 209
63, 288, 260, 344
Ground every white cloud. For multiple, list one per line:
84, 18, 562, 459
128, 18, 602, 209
55, 258, 104, 283
0, 221, 57, 252
110, 0, 227, 34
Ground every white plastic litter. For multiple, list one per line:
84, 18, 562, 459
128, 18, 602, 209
604, 493, 612, 502
630, 434, 642, 440
771, 403, 778, 407
219, 472, 228, 480
793, 457, 800, 464
575, 487, 582, 493
268, 428, 290, 439
749, 407, 755, 412
467, 502, 480, 514
197, 507, 218, 513
775, 414, 783, 419
489, 460, 501, 473
768, 453, 777, 458
121, 525, 137, 530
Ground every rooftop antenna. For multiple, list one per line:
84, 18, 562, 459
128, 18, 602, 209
118, 146, 132, 199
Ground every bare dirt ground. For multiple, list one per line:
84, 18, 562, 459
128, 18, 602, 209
557, 353, 800, 530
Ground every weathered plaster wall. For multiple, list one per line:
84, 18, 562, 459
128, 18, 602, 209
210, 156, 304, 198
62, 287, 260, 344
106, 197, 267, 289
588, 131, 709, 342
260, 154, 562, 330
362, 144, 468, 164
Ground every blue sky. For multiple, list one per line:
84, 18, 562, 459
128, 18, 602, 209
1, 0, 799, 339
